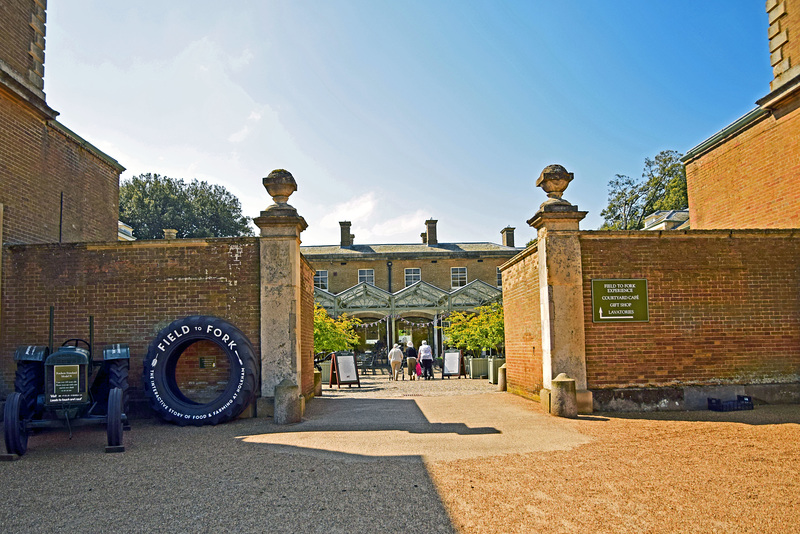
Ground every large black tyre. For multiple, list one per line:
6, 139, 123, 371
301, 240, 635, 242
143, 316, 258, 426
107, 387, 123, 447
14, 361, 43, 418
4, 392, 28, 456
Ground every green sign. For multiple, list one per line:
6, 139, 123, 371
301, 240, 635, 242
54, 365, 80, 394
591, 279, 649, 322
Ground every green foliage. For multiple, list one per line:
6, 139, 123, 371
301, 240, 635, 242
119, 173, 255, 239
600, 150, 687, 230
313, 304, 362, 353
443, 302, 504, 354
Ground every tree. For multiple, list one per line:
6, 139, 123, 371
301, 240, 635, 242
313, 304, 362, 353
600, 150, 687, 230
119, 173, 254, 239
443, 302, 505, 355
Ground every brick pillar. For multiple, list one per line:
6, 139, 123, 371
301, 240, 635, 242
253, 170, 308, 406
527, 165, 592, 413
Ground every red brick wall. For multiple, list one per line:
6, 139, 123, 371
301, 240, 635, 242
0, 238, 261, 402
580, 231, 800, 389
0, 91, 122, 245
300, 257, 315, 398
500, 245, 543, 399
685, 102, 800, 230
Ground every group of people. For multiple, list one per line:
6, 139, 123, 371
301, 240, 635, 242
388, 340, 435, 381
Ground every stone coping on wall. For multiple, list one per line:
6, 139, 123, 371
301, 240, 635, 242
4, 236, 260, 252
578, 228, 800, 239
499, 228, 800, 273
498, 241, 538, 272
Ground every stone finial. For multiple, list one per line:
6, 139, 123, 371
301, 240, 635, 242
263, 169, 297, 205
536, 164, 574, 206
527, 164, 586, 228
254, 169, 307, 235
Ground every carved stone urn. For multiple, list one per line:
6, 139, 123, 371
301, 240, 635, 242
263, 169, 297, 206
536, 164, 574, 206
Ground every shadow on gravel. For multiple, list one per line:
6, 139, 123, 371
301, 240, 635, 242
593, 404, 800, 426
265, 397, 501, 436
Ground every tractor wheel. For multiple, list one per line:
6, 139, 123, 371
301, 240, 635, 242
143, 315, 258, 426
107, 359, 130, 414
107, 387, 123, 448
14, 361, 43, 418
4, 392, 28, 456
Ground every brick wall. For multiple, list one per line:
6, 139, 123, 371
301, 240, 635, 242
502, 230, 800, 401
0, 92, 122, 245
499, 245, 542, 400
300, 257, 315, 398
0, 238, 262, 403
0, 0, 38, 85
579, 231, 800, 390
685, 103, 800, 230
769, 0, 800, 87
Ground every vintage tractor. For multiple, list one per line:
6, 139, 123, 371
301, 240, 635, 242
3, 312, 130, 457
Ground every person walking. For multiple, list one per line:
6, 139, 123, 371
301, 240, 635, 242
418, 340, 433, 380
388, 344, 403, 381
406, 342, 417, 381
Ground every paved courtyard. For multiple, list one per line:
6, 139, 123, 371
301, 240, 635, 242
2, 374, 799, 533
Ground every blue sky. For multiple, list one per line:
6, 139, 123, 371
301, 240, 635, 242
45, 1, 770, 246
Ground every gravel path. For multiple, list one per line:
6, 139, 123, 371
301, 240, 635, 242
2, 374, 799, 533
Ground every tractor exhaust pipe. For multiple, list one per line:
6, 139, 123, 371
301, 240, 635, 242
89, 316, 94, 359
48, 306, 54, 354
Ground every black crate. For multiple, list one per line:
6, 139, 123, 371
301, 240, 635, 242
708, 396, 753, 412
737, 395, 754, 410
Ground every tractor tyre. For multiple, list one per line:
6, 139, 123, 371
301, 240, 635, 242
143, 315, 258, 426
14, 361, 43, 418
4, 392, 28, 456
107, 387, 123, 448
107, 359, 130, 414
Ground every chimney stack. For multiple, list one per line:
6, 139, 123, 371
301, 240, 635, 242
163, 228, 178, 240
501, 226, 515, 247
339, 221, 354, 247
425, 219, 438, 246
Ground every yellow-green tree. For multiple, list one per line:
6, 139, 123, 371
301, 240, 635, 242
443, 302, 504, 355
313, 304, 362, 353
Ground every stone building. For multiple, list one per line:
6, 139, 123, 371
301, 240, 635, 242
0, 2, 315, 419
502, 3, 800, 413
0, 0, 124, 246
682, 0, 800, 229
302, 220, 520, 353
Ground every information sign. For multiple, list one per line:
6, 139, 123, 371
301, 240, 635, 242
591, 279, 649, 322
54, 365, 80, 395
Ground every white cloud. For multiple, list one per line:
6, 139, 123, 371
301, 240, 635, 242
228, 48, 254, 71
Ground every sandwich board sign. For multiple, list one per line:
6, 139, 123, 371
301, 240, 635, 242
591, 279, 649, 322
329, 351, 361, 388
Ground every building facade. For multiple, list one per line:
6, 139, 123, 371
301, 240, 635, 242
302, 220, 520, 354
682, 0, 800, 230
0, 0, 124, 246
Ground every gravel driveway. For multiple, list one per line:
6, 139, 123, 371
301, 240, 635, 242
2, 375, 798, 533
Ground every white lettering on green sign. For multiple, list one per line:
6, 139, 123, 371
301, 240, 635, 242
591, 279, 649, 322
